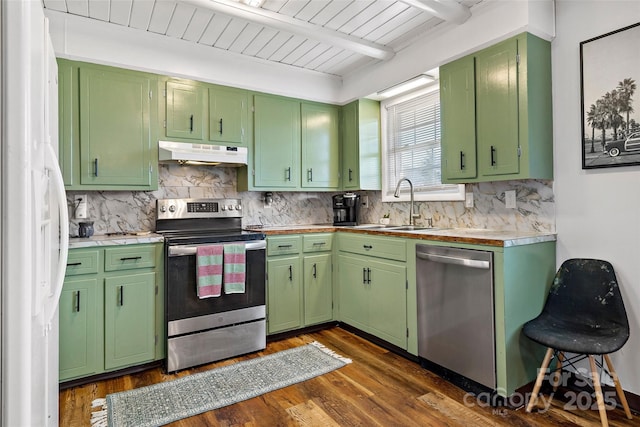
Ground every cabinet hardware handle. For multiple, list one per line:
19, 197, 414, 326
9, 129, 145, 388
307, 168, 313, 182
367, 268, 372, 284
490, 146, 496, 166
288, 265, 293, 281
285, 167, 291, 181
94, 158, 99, 177
460, 151, 465, 170
189, 114, 194, 133
363, 244, 373, 250
312, 242, 326, 246
120, 256, 142, 261
277, 244, 292, 248
67, 262, 82, 266
362, 267, 366, 284
219, 118, 223, 135
75, 290, 81, 312
348, 168, 353, 182
118, 286, 124, 306
312, 263, 317, 278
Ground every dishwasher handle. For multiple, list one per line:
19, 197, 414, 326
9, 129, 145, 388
416, 251, 491, 269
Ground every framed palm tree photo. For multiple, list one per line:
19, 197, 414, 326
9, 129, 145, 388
581, 22, 639, 169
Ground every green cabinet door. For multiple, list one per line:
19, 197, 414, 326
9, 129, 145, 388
59, 277, 100, 381
267, 256, 303, 333
209, 86, 248, 146
341, 100, 381, 191
368, 258, 407, 348
104, 272, 156, 370
303, 253, 333, 325
476, 38, 520, 176
254, 95, 301, 188
440, 55, 478, 181
165, 80, 205, 140
79, 67, 153, 186
337, 254, 369, 331
301, 103, 340, 190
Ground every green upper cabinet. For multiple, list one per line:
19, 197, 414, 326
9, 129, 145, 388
253, 94, 301, 189
440, 55, 477, 180
164, 79, 206, 141
209, 86, 249, 146
341, 99, 381, 191
301, 103, 340, 190
58, 59, 158, 190
440, 32, 553, 183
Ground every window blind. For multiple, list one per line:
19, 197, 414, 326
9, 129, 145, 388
385, 90, 459, 198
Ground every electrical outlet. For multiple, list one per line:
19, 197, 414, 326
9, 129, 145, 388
74, 194, 88, 219
505, 190, 516, 209
361, 195, 369, 208
465, 192, 474, 208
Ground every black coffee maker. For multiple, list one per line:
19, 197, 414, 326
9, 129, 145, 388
333, 193, 360, 226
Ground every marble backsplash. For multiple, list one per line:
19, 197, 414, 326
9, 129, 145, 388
66, 164, 554, 236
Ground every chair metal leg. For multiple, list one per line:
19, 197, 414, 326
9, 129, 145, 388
589, 355, 609, 427
552, 351, 564, 392
604, 354, 633, 420
526, 347, 554, 413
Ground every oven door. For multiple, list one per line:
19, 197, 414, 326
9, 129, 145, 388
165, 240, 266, 323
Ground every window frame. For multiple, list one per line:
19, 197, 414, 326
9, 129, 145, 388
380, 86, 465, 203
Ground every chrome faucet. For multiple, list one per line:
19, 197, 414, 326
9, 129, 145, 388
394, 177, 421, 226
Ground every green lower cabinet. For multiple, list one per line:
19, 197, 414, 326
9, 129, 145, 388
59, 244, 164, 383
303, 253, 333, 325
59, 277, 100, 381
338, 253, 407, 349
104, 272, 156, 370
267, 256, 303, 333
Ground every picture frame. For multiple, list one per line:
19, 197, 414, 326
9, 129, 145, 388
580, 22, 640, 169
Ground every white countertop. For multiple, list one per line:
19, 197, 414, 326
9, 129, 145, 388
69, 233, 164, 249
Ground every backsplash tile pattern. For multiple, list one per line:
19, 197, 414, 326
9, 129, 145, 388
66, 164, 554, 237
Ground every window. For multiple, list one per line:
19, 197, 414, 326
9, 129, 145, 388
381, 87, 464, 202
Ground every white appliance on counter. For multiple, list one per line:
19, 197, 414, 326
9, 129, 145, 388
1, 0, 69, 425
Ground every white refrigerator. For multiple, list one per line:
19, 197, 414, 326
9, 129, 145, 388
1, 0, 69, 425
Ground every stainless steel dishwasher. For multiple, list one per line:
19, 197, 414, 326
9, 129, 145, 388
416, 244, 496, 390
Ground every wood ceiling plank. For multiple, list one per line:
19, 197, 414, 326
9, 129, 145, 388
166, 3, 197, 38
366, 7, 424, 43
322, 0, 372, 31
129, 0, 156, 30
303, 45, 343, 70
241, 27, 279, 56
268, 34, 306, 62
43, 0, 68, 13
255, 32, 293, 60
109, 0, 133, 25
261, 0, 288, 13
337, 0, 394, 35
280, 39, 319, 65
350, 1, 409, 39
293, 0, 328, 22
228, 22, 264, 54
308, 0, 351, 26
293, 43, 333, 68
148, 0, 176, 34
199, 13, 232, 46
182, 8, 214, 42
215, 19, 248, 50
88, 0, 110, 20
277, 0, 310, 18
66, 0, 89, 16
314, 49, 356, 75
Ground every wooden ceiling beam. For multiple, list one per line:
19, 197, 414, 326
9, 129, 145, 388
399, 0, 471, 25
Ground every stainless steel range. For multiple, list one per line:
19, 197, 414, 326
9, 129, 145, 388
156, 198, 266, 372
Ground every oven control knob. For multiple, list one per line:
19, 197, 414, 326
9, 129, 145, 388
235, 205, 242, 210
221, 205, 227, 211
168, 205, 176, 213
228, 205, 235, 211
160, 205, 167, 213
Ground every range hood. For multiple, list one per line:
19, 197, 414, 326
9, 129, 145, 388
158, 141, 248, 167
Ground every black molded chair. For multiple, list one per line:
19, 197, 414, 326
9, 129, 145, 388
522, 259, 632, 427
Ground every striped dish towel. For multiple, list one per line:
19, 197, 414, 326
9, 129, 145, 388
223, 243, 246, 294
196, 245, 223, 298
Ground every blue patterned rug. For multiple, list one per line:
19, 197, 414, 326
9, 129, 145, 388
90, 342, 351, 427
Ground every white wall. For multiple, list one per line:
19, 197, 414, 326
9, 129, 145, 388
553, 0, 640, 395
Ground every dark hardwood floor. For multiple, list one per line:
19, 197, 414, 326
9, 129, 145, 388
60, 327, 636, 426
